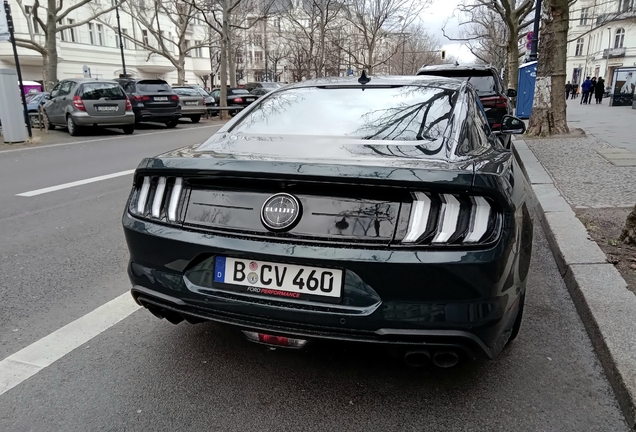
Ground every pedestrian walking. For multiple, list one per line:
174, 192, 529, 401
595, 77, 605, 104
573, 84, 579, 99
565, 81, 572, 99
589, 77, 597, 104
581, 77, 592, 104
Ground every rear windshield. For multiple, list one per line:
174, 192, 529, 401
173, 88, 200, 96
419, 71, 497, 96
80, 83, 126, 100
137, 80, 172, 93
231, 86, 455, 141
229, 89, 250, 95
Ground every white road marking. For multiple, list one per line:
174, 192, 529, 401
0, 293, 140, 396
0, 123, 222, 155
16, 169, 136, 197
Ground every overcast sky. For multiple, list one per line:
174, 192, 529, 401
420, 0, 477, 63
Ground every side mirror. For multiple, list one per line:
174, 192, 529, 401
500, 115, 526, 135
506, 88, 517, 97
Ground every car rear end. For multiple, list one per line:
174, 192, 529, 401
227, 88, 257, 109
123, 80, 530, 361
71, 82, 134, 127
128, 80, 181, 124
172, 88, 206, 121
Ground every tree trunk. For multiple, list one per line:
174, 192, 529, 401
620, 204, 636, 245
228, 30, 237, 87
44, 0, 58, 90
367, 45, 374, 74
177, 50, 186, 84
220, 0, 229, 120
526, 0, 570, 137
507, 36, 519, 91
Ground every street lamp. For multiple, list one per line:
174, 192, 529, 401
115, 5, 127, 77
605, 27, 612, 80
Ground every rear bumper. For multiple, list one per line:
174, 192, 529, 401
133, 108, 181, 123
123, 212, 528, 360
180, 107, 207, 116
71, 112, 135, 126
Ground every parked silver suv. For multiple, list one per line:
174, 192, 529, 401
43, 79, 135, 136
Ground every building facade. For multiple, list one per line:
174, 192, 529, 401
566, 0, 636, 88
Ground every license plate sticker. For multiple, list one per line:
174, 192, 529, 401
214, 256, 342, 300
154, 96, 168, 101
96, 106, 118, 112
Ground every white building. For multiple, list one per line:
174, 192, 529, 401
0, 0, 212, 88
566, 0, 636, 88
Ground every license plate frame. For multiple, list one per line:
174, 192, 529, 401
246, 98, 255, 102
96, 105, 119, 112
154, 96, 168, 101
213, 256, 343, 303
185, 101, 198, 105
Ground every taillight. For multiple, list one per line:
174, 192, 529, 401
125, 97, 132, 111
130, 176, 184, 223
242, 331, 307, 348
170, 95, 179, 101
132, 95, 150, 102
233, 97, 243, 103
480, 96, 508, 109
72, 95, 85, 111
401, 192, 497, 245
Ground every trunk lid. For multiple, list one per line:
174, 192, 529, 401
78, 82, 128, 117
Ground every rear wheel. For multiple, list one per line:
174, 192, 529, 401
122, 124, 135, 135
66, 115, 81, 136
44, 111, 55, 130
189, 115, 201, 123
165, 120, 178, 128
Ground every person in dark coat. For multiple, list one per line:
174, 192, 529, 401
589, 77, 597, 104
581, 77, 593, 104
572, 83, 578, 99
595, 77, 605, 104
565, 81, 572, 99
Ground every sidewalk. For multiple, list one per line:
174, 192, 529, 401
514, 99, 636, 429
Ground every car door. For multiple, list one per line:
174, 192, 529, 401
56, 80, 75, 121
210, 89, 220, 104
44, 82, 63, 124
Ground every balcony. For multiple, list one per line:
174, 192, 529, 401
603, 47, 626, 58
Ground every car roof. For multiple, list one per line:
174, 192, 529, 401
281, 75, 463, 90
417, 64, 497, 74
64, 78, 120, 84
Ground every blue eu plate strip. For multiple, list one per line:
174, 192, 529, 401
214, 256, 226, 283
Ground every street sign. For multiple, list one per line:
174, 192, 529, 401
527, 31, 534, 41
526, 41, 533, 51
0, 6, 9, 41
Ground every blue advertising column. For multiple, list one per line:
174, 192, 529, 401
516, 61, 538, 119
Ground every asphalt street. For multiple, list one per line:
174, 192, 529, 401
0, 121, 630, 431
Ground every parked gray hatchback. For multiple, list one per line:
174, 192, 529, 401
43, 78, 135, 136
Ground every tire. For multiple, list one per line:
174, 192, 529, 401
44, 111, 55, 130
190, 115, 201, 123
508, 293, 525, 342
122, 125, 135, 135
66, 115, 80, 136
165, 120, 178, 129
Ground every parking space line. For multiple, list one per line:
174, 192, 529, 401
0, 293, 140, 396
0, 123, 222, 155
16, 169, 135, 197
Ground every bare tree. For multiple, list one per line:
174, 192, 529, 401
13, 0, 121, 89
339, 0, 429, 74
388, 22, 444, 75
526, 0, 570, 136
106, 0, 210, 84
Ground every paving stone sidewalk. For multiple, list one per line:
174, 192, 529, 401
526, 101, 636, 209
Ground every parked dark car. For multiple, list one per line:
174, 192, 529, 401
25, 92, 50, 112
42, 79, 135, 136
123, 75, 533, 367
171, 86, 207, 123
115, 78, 181, 128
249, 88, 271, 97
416, 65, 517, 148
209, 88, 257, 115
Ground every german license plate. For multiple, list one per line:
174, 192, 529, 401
214, 256, 342, 300
96, 105, 118, 112
185, 101, 198, 105
154, 96, 168, 101
246, 98, 255, 102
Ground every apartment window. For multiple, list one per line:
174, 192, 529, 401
88, 23, 95, 45
68, 19, 76, 42
255, 51, 263, 62
619, 0, 633, 12
575, 38, 584, 56
615, 28, 625, 48
142, 29, 149, 46
24, 6, 40, 34
253, 35, 263, 47
194, 41, 203, 57
579, 7, 589, 25
97, 24, 104, 46
121, 29, 129, 49
185, 40, 191, 57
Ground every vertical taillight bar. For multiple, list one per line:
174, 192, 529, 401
403, 192, 432, 243
432, 194, 461, 244
167, 178, 183, 222
151, 177, 167, 218
464, 196, 491, 243
136, 176, 151, 214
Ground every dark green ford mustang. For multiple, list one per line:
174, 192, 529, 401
123, 75, 533, 367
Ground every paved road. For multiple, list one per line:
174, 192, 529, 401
0, 123, 630, 431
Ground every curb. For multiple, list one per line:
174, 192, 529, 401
513, 140, 636, 430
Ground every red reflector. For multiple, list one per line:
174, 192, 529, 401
258, 334, 289, 346
233, 97, 243, 103
125, 97, 132, 111
492, 123, 501, 128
